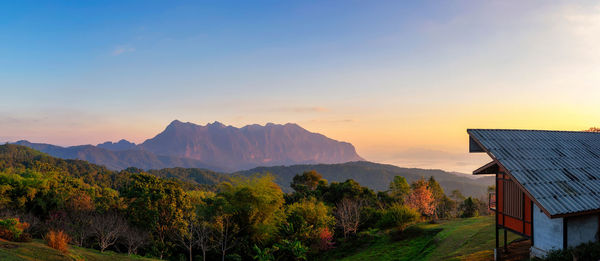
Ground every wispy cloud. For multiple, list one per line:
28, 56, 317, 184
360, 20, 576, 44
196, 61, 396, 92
112, 45, 135, 56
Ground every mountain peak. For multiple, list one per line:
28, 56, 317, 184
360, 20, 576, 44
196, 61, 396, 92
139, 120, 364, 171
97, 139, 136, 151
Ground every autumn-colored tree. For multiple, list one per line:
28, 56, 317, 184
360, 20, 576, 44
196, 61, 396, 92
317, 227, 335, 250
585, 127, 600, 132
46, 230, 70, 253
407, 179, 435, 217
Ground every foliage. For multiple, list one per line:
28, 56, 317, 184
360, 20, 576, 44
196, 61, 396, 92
120, 173, 192, 258
284, 198, 335, 242
218, 175, 285, 245
291, 170, 324, 193
389, 176, 410, 203
273, 239, 309, 261
459, 197, 479, 218
317, 228, 335, 250
0, 218, 30, 241
543, 241, 600, 261
406, 179, 435, 217
376, 204, 419, 230
46, 230, 70, 253
0, 144, 483, 260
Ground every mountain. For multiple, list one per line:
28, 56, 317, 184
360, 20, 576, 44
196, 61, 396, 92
138, 120, 364, 171
97, 139, 136, 151
13, 140, 217, 171
236, 161, 494, 197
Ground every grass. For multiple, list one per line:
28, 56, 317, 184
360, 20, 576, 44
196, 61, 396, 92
320, 216, 522, 261
0, 239, 158, 261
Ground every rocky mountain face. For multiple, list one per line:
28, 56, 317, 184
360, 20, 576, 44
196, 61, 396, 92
14, 120, 363, 172
138, 120, 364, 171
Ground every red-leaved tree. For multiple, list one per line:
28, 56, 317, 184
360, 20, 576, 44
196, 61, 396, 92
406, 179, 435, 217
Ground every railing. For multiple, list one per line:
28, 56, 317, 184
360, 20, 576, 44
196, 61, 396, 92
489, 192, 496, 210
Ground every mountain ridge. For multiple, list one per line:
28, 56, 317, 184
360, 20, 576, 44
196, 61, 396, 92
137, 120, 363, 171
12, 120, 364, 172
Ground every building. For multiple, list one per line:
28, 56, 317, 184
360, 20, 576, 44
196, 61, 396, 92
468, 129, 600, 258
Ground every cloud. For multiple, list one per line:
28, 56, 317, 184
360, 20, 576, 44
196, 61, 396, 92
112, 45, 135, 56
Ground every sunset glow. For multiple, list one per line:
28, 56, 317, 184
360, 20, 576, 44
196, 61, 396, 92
2, 1, 600, 173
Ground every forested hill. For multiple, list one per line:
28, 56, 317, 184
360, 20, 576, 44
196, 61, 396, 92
0, 144, 492, 197
236, 161, 494, 197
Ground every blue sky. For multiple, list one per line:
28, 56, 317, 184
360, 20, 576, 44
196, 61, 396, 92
2, 1, 600, 172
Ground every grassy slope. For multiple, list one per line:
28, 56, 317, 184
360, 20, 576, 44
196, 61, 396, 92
323, 216, 521, 261
0, 239, 158, 261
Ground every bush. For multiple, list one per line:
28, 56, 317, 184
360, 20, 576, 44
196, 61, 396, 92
0, 218, 30, 242
46, 230, 70, 253
543, 241, 600, 261
376, 204, 419, 230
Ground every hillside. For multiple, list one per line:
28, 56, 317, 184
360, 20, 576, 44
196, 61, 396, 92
236, 161, 494, 197
13, 140, 218, 171
0, 239, 158, 261
320, 216, 520, 261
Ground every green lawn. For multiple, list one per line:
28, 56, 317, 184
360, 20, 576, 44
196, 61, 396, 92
321, 216, 522, 261
0, 239, 158, 261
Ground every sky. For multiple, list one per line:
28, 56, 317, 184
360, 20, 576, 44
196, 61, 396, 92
2, 1, 600, 173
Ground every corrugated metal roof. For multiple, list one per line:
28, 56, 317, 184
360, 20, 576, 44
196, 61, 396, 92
468, 129, 600, 216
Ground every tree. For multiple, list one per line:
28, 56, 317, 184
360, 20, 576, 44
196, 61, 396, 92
122, 225, 148, 255
586, 127, 600, 132
90, 212, 126, 252
120, 173, 192, 258
389, 176, 410, 202
174, 215, 198, 261
334, 198, 365, 238
321, 179, 376, 205
450, 189, 465, 202
214, 213, 238, 261
195, 220, 215, 261
218, 175, 285, 246
406, 179, 435, 217
460, 197, 479, 218
285, 198, 335, 243
291, 170, 323, 193
66, 211, 92, 247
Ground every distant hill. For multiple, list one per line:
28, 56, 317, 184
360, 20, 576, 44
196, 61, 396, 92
13, 140, 218, 171
97, 139, 136, 151
236, 161, 494, 197
138, 120, 364, 171
1, 144, 491, 197
13, 120, 364, 172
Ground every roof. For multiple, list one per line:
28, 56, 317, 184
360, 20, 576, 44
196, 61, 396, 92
468, 129, 600, 217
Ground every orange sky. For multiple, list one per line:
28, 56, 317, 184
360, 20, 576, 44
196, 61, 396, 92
2, 1, 600, 173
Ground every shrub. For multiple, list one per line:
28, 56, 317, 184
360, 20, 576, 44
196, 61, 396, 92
0, 218, 30, 241
317, 228, 335, 250
46, 230, 70, 253
543, 241, 600, 261
376, 204, 419, 230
